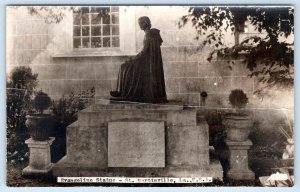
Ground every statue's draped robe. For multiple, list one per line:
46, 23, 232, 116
116, 28, 167, 103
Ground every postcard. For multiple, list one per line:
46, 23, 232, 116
6, 5, 294, 187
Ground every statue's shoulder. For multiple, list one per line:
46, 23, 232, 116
150, 28, 160, 33
147, 28, 161, 38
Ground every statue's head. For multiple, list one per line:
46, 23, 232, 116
138, 16, 151, 31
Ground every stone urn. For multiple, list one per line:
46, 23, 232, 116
223, 89, 253, 142
26, 91, 53, 141
26, 114, 54, 141
223, 113, 253, 142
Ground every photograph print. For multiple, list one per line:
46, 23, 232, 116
6, 5, 294, 187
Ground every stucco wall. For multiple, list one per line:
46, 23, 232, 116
6, 6, 293, 110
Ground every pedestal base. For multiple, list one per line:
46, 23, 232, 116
226, 139, 255, 180
22, 163, 53, 176
22, 137, 55, 176
227, 169, 255, 180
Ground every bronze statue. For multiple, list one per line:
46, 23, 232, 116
110, 16, 168, 103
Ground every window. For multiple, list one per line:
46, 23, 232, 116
52, 6, 136, 57
73, 6, 120, 49
236, 20, 265, 45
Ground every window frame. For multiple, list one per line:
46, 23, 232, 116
73, 6, 120, 50
236, 20, 268, 45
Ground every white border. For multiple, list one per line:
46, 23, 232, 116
1, 1, 298, 192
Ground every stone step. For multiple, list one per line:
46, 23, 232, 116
53, 156, 223, 180
93, 102, 184, 111
77, 105, 197, 127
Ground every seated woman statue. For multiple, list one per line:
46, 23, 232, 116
110, 16, 168, 103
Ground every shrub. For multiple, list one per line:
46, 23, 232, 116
229, 89, 248, 109
206, 111, 227, 147
49, 88, 95, 162
6, 66, 38, 162
51, 87, 95, 137
33, 91, 51, 114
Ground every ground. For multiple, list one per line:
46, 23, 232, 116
7, 161, 58, 187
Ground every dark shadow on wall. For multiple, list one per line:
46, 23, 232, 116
204, 110, 229, 179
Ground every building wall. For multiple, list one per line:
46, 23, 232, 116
6, 6, 293, 110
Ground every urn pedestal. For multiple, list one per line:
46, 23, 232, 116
22, 137, 55, 176
226, 139, 255, 180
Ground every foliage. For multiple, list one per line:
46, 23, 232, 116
279, 110, 294, 159
179, 6, 294, 90
205, 110, 224, 125
205, 110, 226, 147
6, 66, 38, 162
228, 89, 248, 109
33, 91, 51, 114
51, 87, 95, 136
26, 6, 110, 24
249, 120, 286, 159
279, 110, 294, 140
260, 174, 294, 187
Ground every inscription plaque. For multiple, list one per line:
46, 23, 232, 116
108, 121, 165, 167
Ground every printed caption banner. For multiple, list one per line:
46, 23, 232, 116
57, 177, 213, 183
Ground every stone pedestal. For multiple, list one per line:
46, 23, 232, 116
53, 103, 223, 179
22, 137, 55, 176
226, 139, 255, 180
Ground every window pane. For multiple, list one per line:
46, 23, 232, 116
73, 13, 81, 25
103, 37, 110, 47
82, 13, 89, 25
101, 7, 110, 14
92, 7, 110, 15
82, 26, 90, 36
73, 26, 81, 36
91, 26, 101, 36
81, 7, 89, 14
73, 38, 81, 48
91, 14, 101, 25
112, 37, 120, 47
103, 25, 111, 36
73, 8, 81, 14
111, 13, 119, 24
82, 37, 90, 48
91, 37, 102, 48
111, 6, 119, 12
112, 25, 119, 35
91, 7, 103, 13
103, 14, 110, 24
